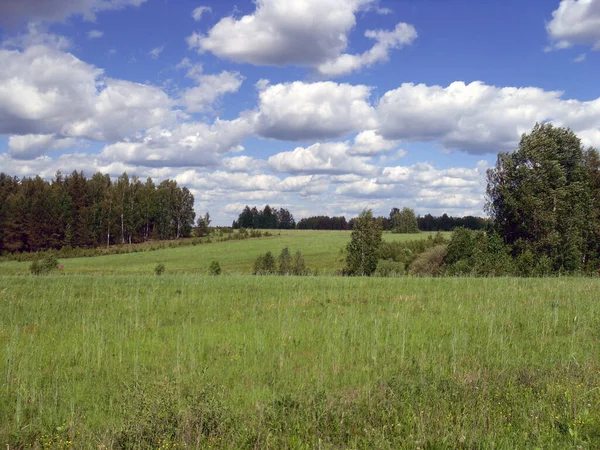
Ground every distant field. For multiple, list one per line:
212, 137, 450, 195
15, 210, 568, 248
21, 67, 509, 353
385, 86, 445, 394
1, 275, 599, 448
0, 230, 450, 276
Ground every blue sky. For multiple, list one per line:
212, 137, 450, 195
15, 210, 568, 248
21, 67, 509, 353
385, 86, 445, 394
1, 0, 599, 225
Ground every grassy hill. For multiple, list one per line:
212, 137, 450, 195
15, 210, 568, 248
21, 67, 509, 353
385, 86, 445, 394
0, 230, 449, 276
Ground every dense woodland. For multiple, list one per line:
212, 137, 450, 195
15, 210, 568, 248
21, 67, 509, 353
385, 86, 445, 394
0, 172, 195, 253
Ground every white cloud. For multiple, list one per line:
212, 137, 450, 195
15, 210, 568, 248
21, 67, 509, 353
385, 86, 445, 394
255, 81, 377, 141
8, 134, 79, 159
0, 44, 177, 142
546, 0, 600, 50
574, 53, 587, 62
376, 81, 600, 153
268, 142, 376, 175
179, 63, 244, 113
316, 22, 417, 77
149, 46, 164, 59
88, 30, 104, 39
187, 0, 414, 76
0, 0, 148, 26
3, 23, 72, 50
192, 6, 211, 21
349, 130, 398, 156
0, 45, 101, 136
221, 155, 265, 172
188, 0, 373, 65
100, 116, 254, 167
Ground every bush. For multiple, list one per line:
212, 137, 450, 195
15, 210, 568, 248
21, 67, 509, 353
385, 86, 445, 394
375, 260, 405, 277
253, 252, 276, 275
278, 248, 292, 275
209, 261, 221, 276
154, 263, 165, 276
409, 245, 447, 276
30, 254, 59, 275
292, 250, 307, 275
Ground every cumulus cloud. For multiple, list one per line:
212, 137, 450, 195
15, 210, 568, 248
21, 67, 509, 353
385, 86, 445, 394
99, 116, 254, 167
268, 142, 376, 175
316, 22, 417, 77
191, 6, 211, 21
376, 81, 600, 153
349, 130, 398, 156
188, 0, 373, 65
546, 0, 600, 50
221, 155, 266, 172
255, 81, 377, 141
0, 44, 177, 142
8, 134, 79, 159
178, 62, 244, 113
335, 161, 488, 213
0, 0, 147, 27
186, 0, 414, 76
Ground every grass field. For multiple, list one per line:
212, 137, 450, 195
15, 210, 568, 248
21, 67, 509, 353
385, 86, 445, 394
1, 274, 600, 448
0, 230, 449, 276
1, 231, 599, 448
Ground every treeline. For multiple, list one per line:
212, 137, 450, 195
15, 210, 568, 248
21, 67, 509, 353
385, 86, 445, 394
232, 205, 296, 229
418, 214, 489, 232
237, 207, 487, 233
0, 171, 195, 253
296, 216, 349, 230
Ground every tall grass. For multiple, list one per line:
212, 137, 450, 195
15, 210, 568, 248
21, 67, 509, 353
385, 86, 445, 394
1, 275, 599, 448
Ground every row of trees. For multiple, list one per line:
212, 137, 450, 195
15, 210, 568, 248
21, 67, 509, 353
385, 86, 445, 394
238, 208, 486, 233
296, 216, 349, 230
0, 171, 196, 253
232, 205, 296, 229
417, 214, 489, 232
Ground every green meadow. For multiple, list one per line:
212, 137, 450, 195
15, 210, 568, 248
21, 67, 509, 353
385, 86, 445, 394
0, 230, 449, 276
1, 231, 600, 448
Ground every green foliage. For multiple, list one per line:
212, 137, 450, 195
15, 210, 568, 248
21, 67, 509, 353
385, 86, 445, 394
253, 251, 276, 275
346, 209, 383, 276
29, 254, 59, 275
444, 228, 515, 276
292, 250, 306, 275
277, 247, 292, 275
154, 263, 165, 276
195, 212, 211, 237
486, 123, 596, 273
409, 244, 447, 276
208, 260, 221, 275
375, 259, 405, 277
391, 207, 420, 233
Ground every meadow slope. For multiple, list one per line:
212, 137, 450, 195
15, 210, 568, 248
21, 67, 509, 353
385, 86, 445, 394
0, 230, 449, 275
1, 275, 599, 448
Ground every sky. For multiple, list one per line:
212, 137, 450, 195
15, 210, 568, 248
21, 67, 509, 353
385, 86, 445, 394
0, 0, 599, 225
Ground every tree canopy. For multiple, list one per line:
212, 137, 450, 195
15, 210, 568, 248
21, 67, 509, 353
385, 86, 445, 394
486, 123, 599, 272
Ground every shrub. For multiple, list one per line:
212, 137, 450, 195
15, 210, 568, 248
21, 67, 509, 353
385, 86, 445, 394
30, 254, 59, 275
209, 261, 221, 276
253, 252, 276, 275
375, 260, 405, 277
292, 250, 306, 275
154, 263, 165, 276
409, 245, 447, 276
278, 248, 292, 275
